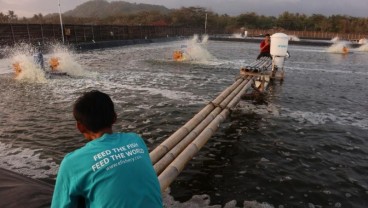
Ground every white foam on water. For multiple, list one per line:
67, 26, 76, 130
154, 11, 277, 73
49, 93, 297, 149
285, 110, 336, 125
48, 75, 206, 105
281, 108, 368, 129
0, 142, 58, 179
117, 82, 205, 104
143, 87, 203, 103
289, 66, 368, 76
235, 102, 280, 117
163, 188, 274, 208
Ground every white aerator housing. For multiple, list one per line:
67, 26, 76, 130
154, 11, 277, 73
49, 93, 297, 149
271, 33, 289, 56
270, 33, 289, 69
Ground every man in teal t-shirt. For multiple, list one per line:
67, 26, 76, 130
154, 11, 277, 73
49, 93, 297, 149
51, 90, 162, 208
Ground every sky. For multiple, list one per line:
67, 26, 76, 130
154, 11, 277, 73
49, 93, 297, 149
0, 0, 367, 18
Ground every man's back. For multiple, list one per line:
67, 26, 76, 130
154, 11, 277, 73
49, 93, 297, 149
51, 132, 162, 208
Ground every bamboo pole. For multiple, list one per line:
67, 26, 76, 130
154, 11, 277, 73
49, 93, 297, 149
153, 76, 253, 174
158, 78, 253, 191
150, 77, 247, 164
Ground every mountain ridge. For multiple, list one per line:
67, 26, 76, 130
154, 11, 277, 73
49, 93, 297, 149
63, 0, 170, 18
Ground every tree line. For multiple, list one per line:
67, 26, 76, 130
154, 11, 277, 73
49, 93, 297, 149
1, 7, 368, 34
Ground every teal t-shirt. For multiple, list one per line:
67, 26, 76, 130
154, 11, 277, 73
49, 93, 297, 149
51, 132, 162, 208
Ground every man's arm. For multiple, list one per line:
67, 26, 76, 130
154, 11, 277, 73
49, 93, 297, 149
51, 160, 79, 208
260, 40, 269, 51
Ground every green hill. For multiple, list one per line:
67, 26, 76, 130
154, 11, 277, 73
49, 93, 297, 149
63, 0, 170, 18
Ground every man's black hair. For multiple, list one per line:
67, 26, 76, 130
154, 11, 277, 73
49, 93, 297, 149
73, 90, 116, 133
265, 34, 270, 37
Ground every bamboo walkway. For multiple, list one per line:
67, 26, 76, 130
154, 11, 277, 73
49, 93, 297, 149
150, 57, 277, 191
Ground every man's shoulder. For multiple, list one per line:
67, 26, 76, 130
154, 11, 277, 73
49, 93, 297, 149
115, 132, 142, 140
62, 146, 87, 162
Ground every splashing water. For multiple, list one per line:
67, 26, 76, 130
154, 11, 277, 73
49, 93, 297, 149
231, 33, 244, 38
331, 37, 340, 43
12, 54, 47, 83
49, 44, 97, 78
201, 34, 209, 43
231, 30, 247, 38
358, 38, 367, 44
288, 35, 300, 41
4, 43, 95, 82
7, 43, 47, 83
357, 43, 368, 52
181, 34, 215, 63
326, 41, 350, 54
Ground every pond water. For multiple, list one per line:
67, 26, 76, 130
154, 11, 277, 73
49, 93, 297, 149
0, 38, 367, 207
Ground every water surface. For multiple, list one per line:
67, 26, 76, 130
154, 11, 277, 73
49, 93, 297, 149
0, 40, 367, 207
